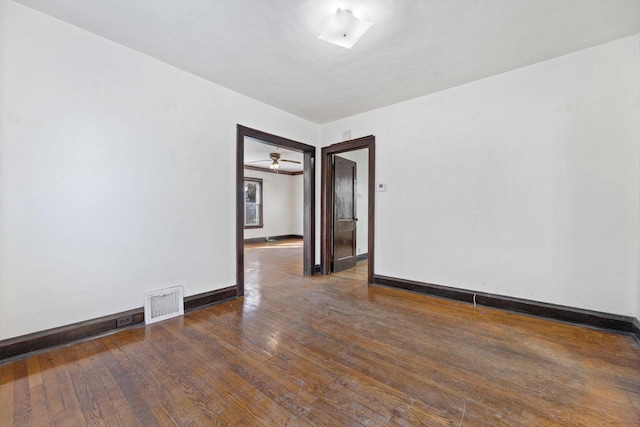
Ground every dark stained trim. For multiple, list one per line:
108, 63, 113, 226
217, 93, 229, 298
0, 308, 144, 362
237, 125, 316, 296
0, 287, 238, 363
374, 274, 640, 343
184, 286, 237, 312
633, 318, 640, 346
321, 135, 375, 283
236, 128, 245, 296
302, 150, 315, 275
244, 234, 303, 244
356, 253, 368, 262
244, 165, 303, 176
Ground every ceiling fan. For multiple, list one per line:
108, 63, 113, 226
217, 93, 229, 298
247, 152, 300, 173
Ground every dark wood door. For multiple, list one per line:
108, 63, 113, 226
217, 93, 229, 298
332, 155, 357, 272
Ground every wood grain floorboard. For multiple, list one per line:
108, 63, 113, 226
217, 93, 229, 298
24, 357, 47, 426
0, 239, 639, 426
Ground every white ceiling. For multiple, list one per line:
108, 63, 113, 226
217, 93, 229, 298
16, 0, 640, 124
244, 137, 304, 173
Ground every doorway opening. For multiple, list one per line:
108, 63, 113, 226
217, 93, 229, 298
236, 125, 315, 297
321, 135, 375, 283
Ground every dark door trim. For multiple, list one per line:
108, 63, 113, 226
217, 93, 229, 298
321, 135, 375, 283
236, 125, 316, 297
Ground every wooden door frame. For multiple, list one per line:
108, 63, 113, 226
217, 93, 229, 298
236, 125, 316, 297
321, 135, 375, 283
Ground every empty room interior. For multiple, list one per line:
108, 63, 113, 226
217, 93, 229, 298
1, 0, 640, 425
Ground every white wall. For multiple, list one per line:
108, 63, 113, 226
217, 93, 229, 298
243, 169, 302, 239
337, 149, 368, 256
290, 173, 304, 237
0, 2, 317, 340
321, 35, 640, 317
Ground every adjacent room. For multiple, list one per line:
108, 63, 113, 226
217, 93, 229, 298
242, 136, 306, 299
1, 0, 639, 425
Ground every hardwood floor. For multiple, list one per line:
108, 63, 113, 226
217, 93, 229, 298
1, 239, 639, 426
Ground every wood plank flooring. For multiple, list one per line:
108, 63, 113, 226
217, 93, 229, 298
1, 239, 639, 426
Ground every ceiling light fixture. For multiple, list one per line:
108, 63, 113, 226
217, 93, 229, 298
318, 8, 373, 49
